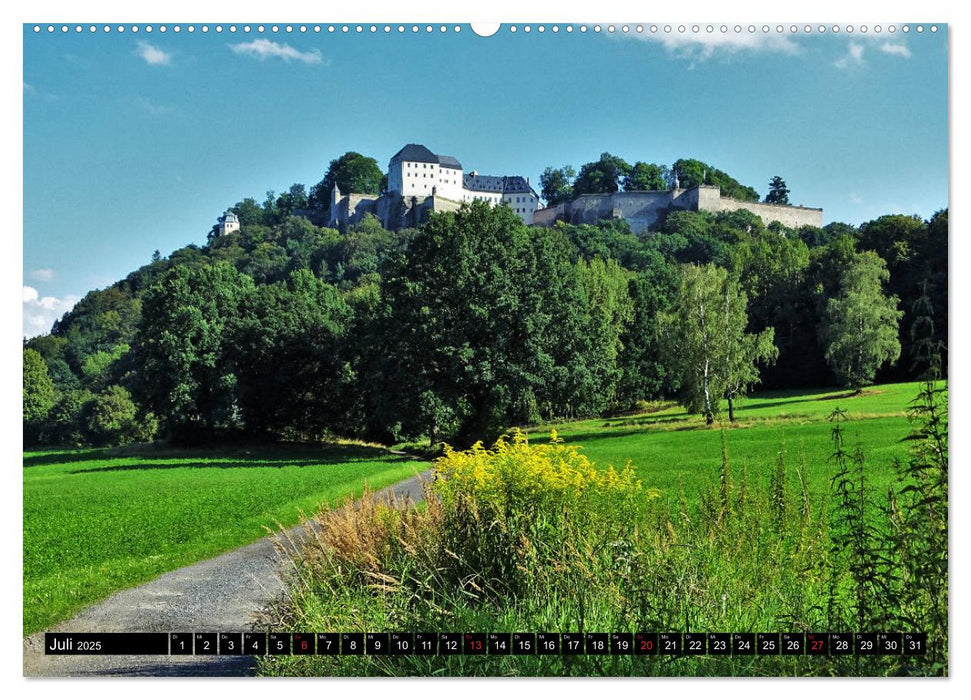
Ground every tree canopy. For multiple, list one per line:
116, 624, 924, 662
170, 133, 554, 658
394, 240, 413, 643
309, 151, 384, 210
573, 153, 632, 196
539, 165, 576, 206
821, 250, 903, 390
671, 158, 760, 201
624, 162, 667, 191
765, 176, 790, 204
133, 262, 255, 443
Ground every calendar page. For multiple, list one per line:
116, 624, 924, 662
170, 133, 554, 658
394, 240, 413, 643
21, 9, 949, 681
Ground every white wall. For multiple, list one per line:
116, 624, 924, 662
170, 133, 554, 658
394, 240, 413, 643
219, 220, 239, 236
436, 166, 464, 201
502, 191, 538, 224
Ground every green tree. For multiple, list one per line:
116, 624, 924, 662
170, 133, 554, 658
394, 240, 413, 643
229, 269, 352, 438
615, 257, 679, 405
670, 158, 760, 201
909, 280, 945, 379
46, 389, 94, 446
229, 197, 265, 227
765, 175, 790, 204
820, 250, 903, 390
379, 201, 590, 444
133, 262, 255, 443
26, 334, 80, 392
857, 213, 939, 382
539, 165, 575, 206
83, 385, 155, 446
80, 342, 130, 392
623, 161, 667, 191
50, 286, 141, 374
572, 153, 632, 195
275, 183, 309, 218
24, 347, 57, 427
309, 152, 384, 210
654, 210, 733, 266
333, 214, 398, 287
662, 265, 775, 424
729, 229, 810, 387
574, 258, 634, 410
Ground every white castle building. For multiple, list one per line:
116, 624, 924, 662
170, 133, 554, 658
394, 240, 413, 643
386, 144, 539, 224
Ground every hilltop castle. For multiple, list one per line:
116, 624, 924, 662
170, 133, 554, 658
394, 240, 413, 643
324, 144, 540, 231
219, 144, 823, 234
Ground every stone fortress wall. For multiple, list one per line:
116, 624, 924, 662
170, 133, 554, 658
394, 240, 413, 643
533, 185, 822, 233
325, 191, 466, 231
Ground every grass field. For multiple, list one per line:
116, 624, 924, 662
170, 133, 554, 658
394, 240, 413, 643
527, 382, 926, 511
22, 443, 425, 635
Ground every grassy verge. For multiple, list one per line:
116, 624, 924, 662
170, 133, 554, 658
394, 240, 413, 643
23, 442, 424, 635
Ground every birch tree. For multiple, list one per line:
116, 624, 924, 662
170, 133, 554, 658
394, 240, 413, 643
663, 264, 776, 424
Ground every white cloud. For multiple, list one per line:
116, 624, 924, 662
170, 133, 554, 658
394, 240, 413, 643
835, 42, 866, 68
28, 268, 55, 282
849, 193, 864, 205
23, 286, 80, 339
879, 41, 912, 58
628, 29, 800, 63
137, 41, 172, 66
229, 39, 324, 64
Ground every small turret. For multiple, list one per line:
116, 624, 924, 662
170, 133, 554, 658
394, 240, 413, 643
218, 210, 240, 236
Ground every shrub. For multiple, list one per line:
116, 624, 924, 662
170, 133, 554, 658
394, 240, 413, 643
46, 389, 94, 446
83, 385, 157, 446
433, 430, 654, 601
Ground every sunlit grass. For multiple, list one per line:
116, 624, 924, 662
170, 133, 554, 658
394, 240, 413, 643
22, 443, 424, 635
525, 382, 925, 511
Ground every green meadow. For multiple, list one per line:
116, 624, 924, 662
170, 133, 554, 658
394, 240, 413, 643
528, 382, 923, 511
22, 444, 424, 635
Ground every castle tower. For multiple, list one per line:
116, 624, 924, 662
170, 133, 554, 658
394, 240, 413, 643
217, 211, 240, 236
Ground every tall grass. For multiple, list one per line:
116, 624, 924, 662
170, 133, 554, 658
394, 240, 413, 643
260, 386, 947, 677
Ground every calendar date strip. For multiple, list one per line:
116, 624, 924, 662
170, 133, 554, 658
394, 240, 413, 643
45, 631, 927, 656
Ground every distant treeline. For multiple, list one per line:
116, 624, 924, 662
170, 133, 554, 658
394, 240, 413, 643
23, 199, 947, 448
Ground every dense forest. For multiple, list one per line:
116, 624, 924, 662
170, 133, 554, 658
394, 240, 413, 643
23, 151, 948, 448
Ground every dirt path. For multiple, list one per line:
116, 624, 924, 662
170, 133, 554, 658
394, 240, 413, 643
23, 470, 431, 677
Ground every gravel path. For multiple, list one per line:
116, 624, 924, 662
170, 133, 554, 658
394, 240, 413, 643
23, 469, 431, 677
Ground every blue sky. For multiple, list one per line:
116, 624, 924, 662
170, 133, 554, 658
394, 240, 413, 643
22, 23, 948, 337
